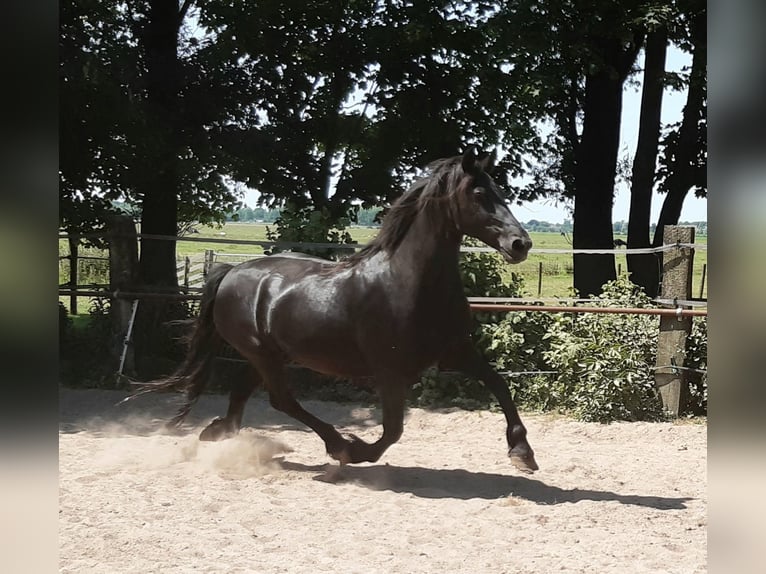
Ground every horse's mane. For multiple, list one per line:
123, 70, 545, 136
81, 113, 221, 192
343, 155, 467, 264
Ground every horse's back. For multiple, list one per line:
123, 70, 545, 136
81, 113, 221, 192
212, 255, 373, 374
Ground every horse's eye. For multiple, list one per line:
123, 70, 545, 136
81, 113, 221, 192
474, 187, 485, 197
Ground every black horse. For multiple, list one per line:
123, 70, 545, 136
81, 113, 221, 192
141, 149, 538, 472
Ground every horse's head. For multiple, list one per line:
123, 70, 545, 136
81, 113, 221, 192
453, 148, 532, 264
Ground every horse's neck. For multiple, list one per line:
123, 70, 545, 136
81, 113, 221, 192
389, 210, 462, 291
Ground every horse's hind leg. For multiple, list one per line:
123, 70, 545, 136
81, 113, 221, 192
341, 379, 407, 464
199, 368, 260, 441
252, 356, 367, 462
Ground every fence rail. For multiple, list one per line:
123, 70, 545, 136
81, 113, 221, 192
59, 224, 706, 416
57, 288, 707, 317
59, 230, 708, 311
60, 231, 706, 256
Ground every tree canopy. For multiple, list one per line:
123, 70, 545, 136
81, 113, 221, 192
60, 0, 706, 296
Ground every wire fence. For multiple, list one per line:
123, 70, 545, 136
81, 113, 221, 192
59, 230, 707, 315
61, 231, 706, 256
59, 230, 708, 398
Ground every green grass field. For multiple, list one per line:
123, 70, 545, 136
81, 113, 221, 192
60, 222, 707, 312
172, 222, 707, 299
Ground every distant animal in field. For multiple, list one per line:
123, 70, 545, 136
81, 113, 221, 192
613, 238, 627, 248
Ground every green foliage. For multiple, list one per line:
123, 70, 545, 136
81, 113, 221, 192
457, 238, 526, 349
60, 0, 244, 238
541, 276, 666, 422
59, 297, 116, 387
414, 274, 707, 422
480, 311, 557, 409
265, 202, 357, 260
682, 317, 707, 416
459, 238, 524, 299
411, 368, 495, 411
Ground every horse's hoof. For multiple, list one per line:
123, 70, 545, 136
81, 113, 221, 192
509, 451, 539, 474
328, 434, 369, 465
330, 450, 353, 465
199, 418, 234, 442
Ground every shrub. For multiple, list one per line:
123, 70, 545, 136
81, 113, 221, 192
479, 310, 557, 410
411, 368, 494, 410
457, 237, 526, 346
59, 296, 115, 387
682, 317, 707, 416
265, 202, 356, 260
458, 238, 524, 299
541, 276, 666, 422
468, 275, 710, 422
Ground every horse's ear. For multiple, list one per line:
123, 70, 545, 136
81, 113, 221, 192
479, 149, 497, 174
461, 146, 478, 174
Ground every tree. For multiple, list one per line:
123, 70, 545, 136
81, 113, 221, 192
626, 0, 706, 296
653, 0, 706, 247
59, 1, 141, 242
60, 0, 248, 374
627, 19, 669, 296
486, 1, 647, 296
205, 2, 487, 214
571, 19, 642, 297
59, 0, 246, 256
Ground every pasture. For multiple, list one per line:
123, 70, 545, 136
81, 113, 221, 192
59, 388, 707, 573
175, 223, 708, 299
59, 223, 708, 313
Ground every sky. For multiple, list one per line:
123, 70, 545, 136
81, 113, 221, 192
244, 46, 706, 225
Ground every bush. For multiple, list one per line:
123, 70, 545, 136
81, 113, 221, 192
265, 202, 356, 260
682, 317, 707, 416
458, 238, 524, 299
411, 368, 495, 410
541, 276, 666, 422
479, 310, 557, 410
59, 296, 116, 387
452, 274, 707, 422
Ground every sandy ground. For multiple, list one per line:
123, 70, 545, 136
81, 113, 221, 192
59, 388, 706, 574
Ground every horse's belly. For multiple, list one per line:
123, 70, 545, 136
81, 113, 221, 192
275, 324, 373, 377
291, 351, 372, 378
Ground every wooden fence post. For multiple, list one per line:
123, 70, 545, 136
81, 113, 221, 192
68, 235, 79, 315
184, 256, 191, 288
654, 225, 695, 416
204, 249, 215, 277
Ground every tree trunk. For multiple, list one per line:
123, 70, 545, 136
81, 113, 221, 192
627, 28, 668, 297
137, 0, 181, 289
133, 1, 185, 377
652, 10, 706, 247
572, 32, 642, 297
572, 53, 621, 296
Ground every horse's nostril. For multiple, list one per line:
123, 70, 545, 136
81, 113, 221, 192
512, 238, 531, 253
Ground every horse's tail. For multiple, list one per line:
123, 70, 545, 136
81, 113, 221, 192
124, 263, 234, 427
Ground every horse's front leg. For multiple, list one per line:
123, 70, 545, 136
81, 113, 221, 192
440, 343, 539, 473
